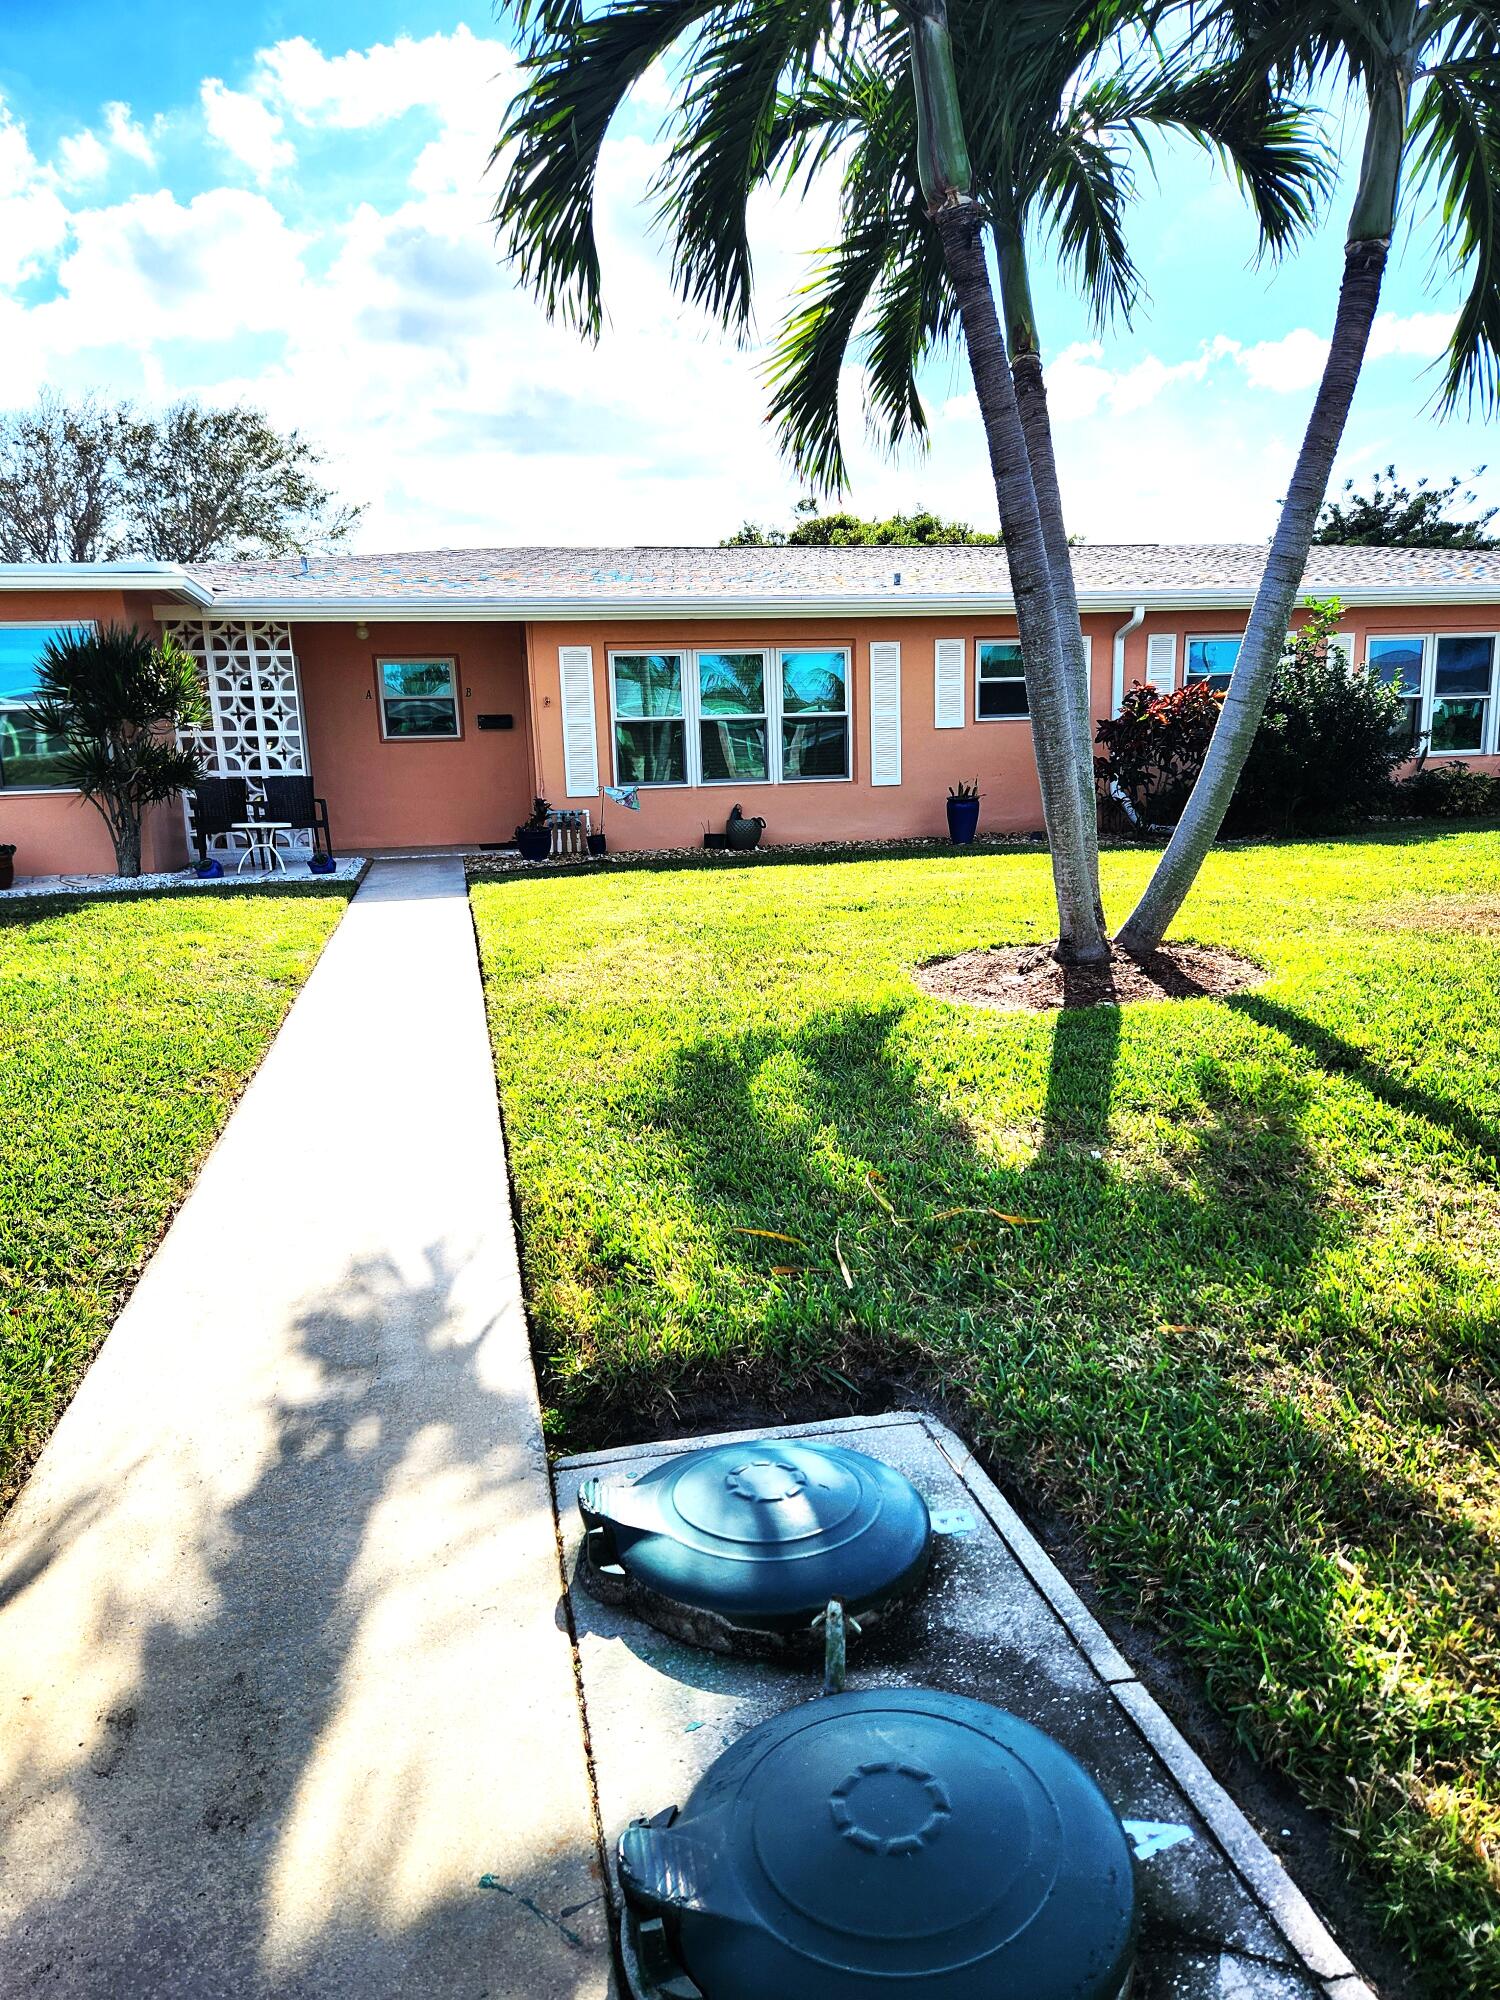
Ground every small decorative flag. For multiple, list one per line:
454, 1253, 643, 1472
604, 785, 641, 811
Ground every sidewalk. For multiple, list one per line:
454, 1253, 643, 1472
0, 859, 609, 1997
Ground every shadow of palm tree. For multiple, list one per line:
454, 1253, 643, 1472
0, 1242, 607, 1999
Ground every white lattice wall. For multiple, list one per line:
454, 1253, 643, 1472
167, 619, 312, 857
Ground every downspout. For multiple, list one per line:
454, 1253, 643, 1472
1111, 604, 1144, 715
1109, 605, 1147, 828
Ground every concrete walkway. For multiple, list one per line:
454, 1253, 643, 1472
0, 860, 610, 1998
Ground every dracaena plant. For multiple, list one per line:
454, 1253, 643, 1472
1118, 0, 1500, 951
24, 624, 206, 878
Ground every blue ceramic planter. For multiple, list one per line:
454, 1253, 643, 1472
946, 796, 981, 844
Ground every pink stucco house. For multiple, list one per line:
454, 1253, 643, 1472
2, 543, 1497, 875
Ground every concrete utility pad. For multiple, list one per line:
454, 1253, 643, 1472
556, 1412, 1374, 2000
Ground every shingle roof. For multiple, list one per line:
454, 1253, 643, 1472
184, 542, 1500, 611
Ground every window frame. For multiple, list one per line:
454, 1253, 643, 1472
607, 643, 854, 787
374, 654, 463, 742
1364, 632, 1428, 755
0, 619, 95, 795
1426, 631, 1498, 758
1365, 630, 1500, 758
1184, 633, 1245, 693
974, 635, 1028, 723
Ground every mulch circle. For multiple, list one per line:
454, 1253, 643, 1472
916, 940, 1263, 1013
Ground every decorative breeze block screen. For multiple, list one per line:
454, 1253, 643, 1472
166, 619, 308, 779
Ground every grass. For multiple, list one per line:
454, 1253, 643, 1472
470, 827, 1500, 1998
0, 884, 353, 1513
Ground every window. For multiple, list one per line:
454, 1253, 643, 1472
1185, 636, 1242, 692
1430, 635, 1495, 754
976, 640, 1026, 718
609, 646, 852, 786
698, 651, 768, 781
612, 652, 687, 784
378, 657, 460, 738
780, 649, 849, 778
0, 624, 84, 790
1367, 636, 1425, 752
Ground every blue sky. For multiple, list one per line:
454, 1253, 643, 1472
0, 1, 1493, 549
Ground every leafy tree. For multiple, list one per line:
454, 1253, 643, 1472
1120, 0, 1500, 952
0, 395, 362, 563
113, 401, 363, 561
1313, 463, 1497, 548
0, 393, 120, 563
724, 504, 998, 545
25, 625, 207, 877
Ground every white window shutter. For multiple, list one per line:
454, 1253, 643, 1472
869, 641, 902, 785
1145, 632, 1176, 695
558, 645, 599, 797
1334, 630, 1357, 671
934, 638, 965, 727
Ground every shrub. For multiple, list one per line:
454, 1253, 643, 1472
1094, 680, 1222, 827
1230, 603, 1409, 832
1096, 602, 1409, 836
1384, 760, 1500, 819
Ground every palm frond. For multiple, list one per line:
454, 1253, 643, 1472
1409, 50, 1500, 414
1041, 116, 1142, 330
494, 0, 718, 334
765, 226, 891, 492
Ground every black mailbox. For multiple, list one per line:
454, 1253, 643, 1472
476, 713, 514, 731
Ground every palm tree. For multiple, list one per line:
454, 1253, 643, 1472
496, 0, 1121, 960
761, 14, 1324, 919
1118, 0, 1500, 953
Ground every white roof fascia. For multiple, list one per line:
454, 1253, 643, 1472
2, 562, 212, 605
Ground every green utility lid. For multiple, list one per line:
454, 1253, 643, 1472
577, 1441, 931, 1644
619, 1689, 1138, 2000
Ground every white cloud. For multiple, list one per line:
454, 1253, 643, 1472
43, 189, 307, 348
201, 80, 295, 184
104, 102, 156, 167
1368, 310, 1456, 361
1238, 327, 1330, 393
0, 100, 70, 284
57, 129, 110, 189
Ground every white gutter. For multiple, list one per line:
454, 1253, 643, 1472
1111, 603, 1145, 715
1, 561, 211, 605
149, 580, 1500, 624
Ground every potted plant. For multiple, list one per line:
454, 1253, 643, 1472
308, 851, 337, 875
515, 796, 553, 862
725, 803, 766, 851
946, 780, 982, 845
0, 843, 14, 890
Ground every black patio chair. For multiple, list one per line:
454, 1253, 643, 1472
188, 776, 250, 862
260, 774, 334, 859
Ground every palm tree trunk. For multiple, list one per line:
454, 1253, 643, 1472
933, 199, 1109, 962
997, 216, 1105, 931
1118, 70, 1409, 956
909, 0, 1107, 963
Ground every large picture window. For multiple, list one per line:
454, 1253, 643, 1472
378, 658, 460, 738
1367, 636, 1425, 750
609, 645, 851, 786
976, 640, 1026, 718
0, 624, 85, 790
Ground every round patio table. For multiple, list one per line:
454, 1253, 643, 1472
232, 820, 293, 873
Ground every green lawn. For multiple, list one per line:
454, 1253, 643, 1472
471, 828, 1499, 1998
0, 885, 353, 1513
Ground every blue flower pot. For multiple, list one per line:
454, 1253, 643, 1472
308, 854, 337, 875
195, 858, 224, 879
946, 796, 981, 844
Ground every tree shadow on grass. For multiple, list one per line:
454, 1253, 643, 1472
0, 1243, 607, 1999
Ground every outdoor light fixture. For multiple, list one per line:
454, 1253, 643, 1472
618, 1687, 1139, 2000
578, 1440, 931, 1667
